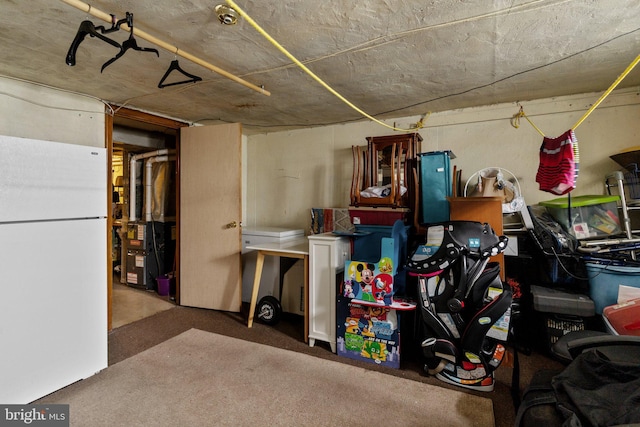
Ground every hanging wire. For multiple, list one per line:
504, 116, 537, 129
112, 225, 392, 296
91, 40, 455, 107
225, 0, 423, 132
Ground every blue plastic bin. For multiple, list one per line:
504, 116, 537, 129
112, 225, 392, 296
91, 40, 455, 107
586, 262, 640, 314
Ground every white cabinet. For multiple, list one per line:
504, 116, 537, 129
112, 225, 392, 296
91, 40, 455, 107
308, 233, 351, 352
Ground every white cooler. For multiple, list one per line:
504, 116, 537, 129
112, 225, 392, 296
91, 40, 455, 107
241, 227, 305, 311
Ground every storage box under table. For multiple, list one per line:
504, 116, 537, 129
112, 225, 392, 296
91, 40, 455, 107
539, 195, 621, 239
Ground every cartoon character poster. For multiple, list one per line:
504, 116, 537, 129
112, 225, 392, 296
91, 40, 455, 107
343, 259, 394, 305
337, 301, 401, 369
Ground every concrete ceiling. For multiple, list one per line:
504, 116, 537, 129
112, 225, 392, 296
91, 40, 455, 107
1, 0, 640, 135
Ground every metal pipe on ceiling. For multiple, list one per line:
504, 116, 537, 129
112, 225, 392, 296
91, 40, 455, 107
59, 0, 270, 96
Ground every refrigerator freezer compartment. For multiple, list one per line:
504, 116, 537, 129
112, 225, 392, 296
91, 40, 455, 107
0, 135, 107, 222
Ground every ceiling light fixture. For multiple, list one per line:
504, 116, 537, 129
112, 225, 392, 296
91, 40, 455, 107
215, 4, 239, 25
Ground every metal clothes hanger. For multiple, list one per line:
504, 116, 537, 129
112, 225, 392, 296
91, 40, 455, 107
158, 59, 203, 88
101, 12, 159, 73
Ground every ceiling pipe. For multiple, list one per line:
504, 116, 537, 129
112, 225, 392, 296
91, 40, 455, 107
59, 0, 270, 96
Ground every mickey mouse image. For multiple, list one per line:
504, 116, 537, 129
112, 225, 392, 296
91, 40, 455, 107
357, 263, 377, 302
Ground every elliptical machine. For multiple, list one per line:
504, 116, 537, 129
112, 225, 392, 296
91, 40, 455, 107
406, 221, 512, 391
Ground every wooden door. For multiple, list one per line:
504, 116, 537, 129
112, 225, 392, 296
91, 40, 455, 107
179, 123, 242, 311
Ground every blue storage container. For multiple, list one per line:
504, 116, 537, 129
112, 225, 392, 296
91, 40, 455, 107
353, 225, 393, 263
353, 223, 410, 263
418, 151, 454, 224
586, 262, 640, 314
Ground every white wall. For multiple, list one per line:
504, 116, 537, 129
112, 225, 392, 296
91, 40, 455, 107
246, 89, 640, 232
0, 76, 105, 147
4, 75, 639, 235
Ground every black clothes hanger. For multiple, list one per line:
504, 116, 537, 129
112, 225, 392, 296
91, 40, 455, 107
158, 60, 203, 88
101, 13, 159, 73
66, 20, 122, 66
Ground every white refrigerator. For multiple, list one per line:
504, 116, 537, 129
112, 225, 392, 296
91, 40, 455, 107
0, 135, 108, 403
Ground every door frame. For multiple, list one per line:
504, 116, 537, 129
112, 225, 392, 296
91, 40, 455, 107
106, 106, 188, 331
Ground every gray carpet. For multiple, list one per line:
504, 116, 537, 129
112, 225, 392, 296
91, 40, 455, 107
41, 328, 495, 426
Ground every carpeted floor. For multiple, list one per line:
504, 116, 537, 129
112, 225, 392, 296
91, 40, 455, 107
42, 328, 497, 426
101, 304, 565, 427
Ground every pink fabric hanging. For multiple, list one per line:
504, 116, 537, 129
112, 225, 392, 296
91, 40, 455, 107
535, 129, 579, 195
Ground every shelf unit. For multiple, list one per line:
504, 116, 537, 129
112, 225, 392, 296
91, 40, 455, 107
606, 171, 640, 237
307, 233, 351, 352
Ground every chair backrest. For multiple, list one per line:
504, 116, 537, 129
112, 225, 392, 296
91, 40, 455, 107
350, 143, 410, 208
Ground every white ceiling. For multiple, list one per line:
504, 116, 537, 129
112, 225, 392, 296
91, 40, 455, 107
1, 0, 640, 134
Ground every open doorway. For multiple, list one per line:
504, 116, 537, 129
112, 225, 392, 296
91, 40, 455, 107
107, 107, 187, 330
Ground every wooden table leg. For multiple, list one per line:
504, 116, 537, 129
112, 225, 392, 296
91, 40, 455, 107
247, 251, 265, 328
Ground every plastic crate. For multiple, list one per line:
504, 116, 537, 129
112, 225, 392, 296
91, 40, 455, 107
531, 285, 594, 317
603, 298, 640, 336
545, 314, 585, 346
586, 262, 640, 314
540, 195, 621, 239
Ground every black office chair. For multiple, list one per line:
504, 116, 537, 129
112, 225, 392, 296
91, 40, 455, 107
515, 330, 640, 427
